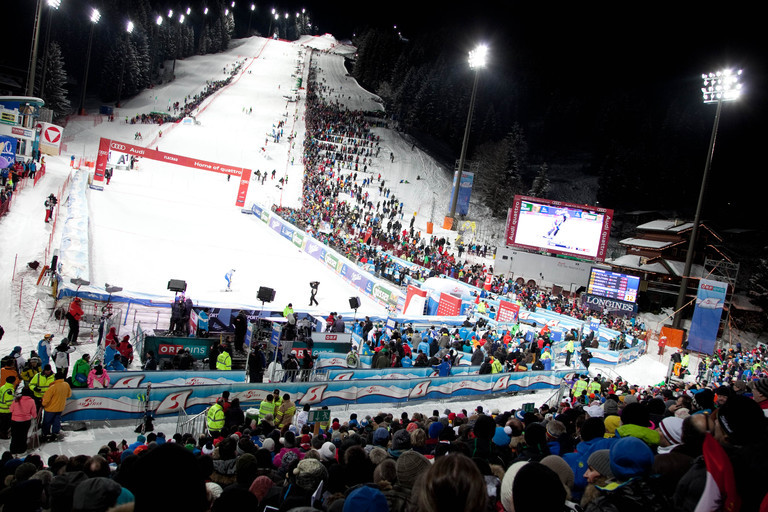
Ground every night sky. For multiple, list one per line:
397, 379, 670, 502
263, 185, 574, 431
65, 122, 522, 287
5, 1, 766, 228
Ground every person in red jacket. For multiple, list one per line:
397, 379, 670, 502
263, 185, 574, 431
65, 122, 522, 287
67, 298, 84, 344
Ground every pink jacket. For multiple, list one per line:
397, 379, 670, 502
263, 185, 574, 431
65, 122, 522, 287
88, 369, 111, 388
10, 395, 37, 422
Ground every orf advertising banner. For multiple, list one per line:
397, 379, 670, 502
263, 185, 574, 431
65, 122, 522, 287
37, 122, 64, 156
436, 292, 461, 316
687, 279, 727, 354
448, 171, 474, 216
94, 138, 251, 206
496, 300, 520, 323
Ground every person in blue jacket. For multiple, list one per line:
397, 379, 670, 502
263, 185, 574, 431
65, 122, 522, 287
432, 354, 452, 377
562, 416, 616, 501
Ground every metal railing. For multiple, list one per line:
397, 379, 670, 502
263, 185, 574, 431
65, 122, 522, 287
176, 407, 208, 438
270, 368, 329, 383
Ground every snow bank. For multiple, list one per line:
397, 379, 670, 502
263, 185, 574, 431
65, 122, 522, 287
58, 169, 91, 283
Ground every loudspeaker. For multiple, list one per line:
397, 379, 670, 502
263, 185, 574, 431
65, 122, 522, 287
349, 296, 361, 309
167, 279, 187, 293
258, 286, 276, 303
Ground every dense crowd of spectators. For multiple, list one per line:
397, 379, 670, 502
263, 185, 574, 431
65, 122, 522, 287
2, 372, 767, 512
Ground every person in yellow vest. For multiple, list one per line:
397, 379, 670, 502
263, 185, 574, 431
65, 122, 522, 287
216, 346, 232, 371
206, 399, 225, 436
589, 378, 602, 396
572, 375, 589, 401
490, 356, 503, 374
30, 364, 55, 408
477, 301, 487, 315
258, 393, 276, 422
0, 376, 18, 439
275, 393, 296, 429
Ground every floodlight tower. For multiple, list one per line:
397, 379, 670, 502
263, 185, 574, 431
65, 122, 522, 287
447, 44, 488, 227
672, 69, 743, 329
78, 8, 101, 114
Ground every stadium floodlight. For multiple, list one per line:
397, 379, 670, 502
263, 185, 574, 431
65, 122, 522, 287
126, 20, 134, 33
78, 7, 101, 114
673, 68, 744, 328
156, 15, 163, 25
186, 7, 192, 15
701, 69, 743, 103
168, 9, 173, 18
47, 0, 61, 8
204, 7, 209, 14
179, 13, 185, 23
448, 44, 489, 225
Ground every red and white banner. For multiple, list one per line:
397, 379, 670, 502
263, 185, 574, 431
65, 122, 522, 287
37, 122, 64, 156
436, 292, 462, 316
497, 300, 520, 323
484, 274, 492, 291
94, 137, 251, 207
403, 285, 427, 315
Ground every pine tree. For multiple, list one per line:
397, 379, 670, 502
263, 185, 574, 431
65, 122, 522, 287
40, 41, 71, 120
529, 163, 550, 198
474, 126, 528, 217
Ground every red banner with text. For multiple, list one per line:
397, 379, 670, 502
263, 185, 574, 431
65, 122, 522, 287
94, 138, 251, 207
436, 292, 462, 316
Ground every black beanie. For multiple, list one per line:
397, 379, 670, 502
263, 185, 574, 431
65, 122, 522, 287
473, 414, 497, 440
717, 395, 766, 446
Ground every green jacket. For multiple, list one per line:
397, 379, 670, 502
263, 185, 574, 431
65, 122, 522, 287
616, 424, 661, 447
72, 358, 91, 387
216, 351, 231, 371
258, 399, 276, 420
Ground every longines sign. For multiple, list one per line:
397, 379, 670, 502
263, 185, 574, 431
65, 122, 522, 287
582, 294, 638, 316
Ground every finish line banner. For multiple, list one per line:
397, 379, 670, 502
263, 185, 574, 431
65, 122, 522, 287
687, 279, 727, 354
94, 137, 251, 207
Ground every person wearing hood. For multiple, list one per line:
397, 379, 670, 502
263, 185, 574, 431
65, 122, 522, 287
41, 370, 71, 442
615, 402, 660, 448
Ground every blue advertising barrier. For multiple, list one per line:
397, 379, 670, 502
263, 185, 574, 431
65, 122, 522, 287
61, 368, 576, 421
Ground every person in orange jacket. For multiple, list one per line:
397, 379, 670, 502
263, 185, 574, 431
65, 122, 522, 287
41, 370, 72, 442
66, 298, 84, 344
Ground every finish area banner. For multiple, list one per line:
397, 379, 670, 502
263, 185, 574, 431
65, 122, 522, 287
94, 137, 251, 207
687, 279, 727, 354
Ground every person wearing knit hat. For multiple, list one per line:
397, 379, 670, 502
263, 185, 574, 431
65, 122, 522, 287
206, 481, 223, 502
603, 398, 619, 416
395, 450, 430, 491
500, 461, 527, 512
657, 416, 684, 453
581, 449, 614, 509
427, 421, 444, 440
368, 446, 389, 466
342, 485, 389, 512
293, 458, 328, 492
388, 428, 412, 458
248, 475, 273, 502
615, 402, 660, 447
72, 477, 122, 512
562, 416, 614, 502
586, 449, 614, 481
609, 436, 654, 480
373, 427, 390, 447
320, 441, 337, 462
541, 455, 575, 500
492, 426, 512, 447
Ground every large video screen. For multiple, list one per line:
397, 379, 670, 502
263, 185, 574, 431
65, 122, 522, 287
587, 267, 640, 303
505, 196, 613, 261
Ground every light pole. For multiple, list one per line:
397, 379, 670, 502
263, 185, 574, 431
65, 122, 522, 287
672, 69, 743, 329
78, 7, 101, 115
172, 13, 185, 78
447, 44, 488, 227
38, 0, 62, 98
268, 8, 276, 38
116, 20, 134, 108
247, 4, 255, 35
